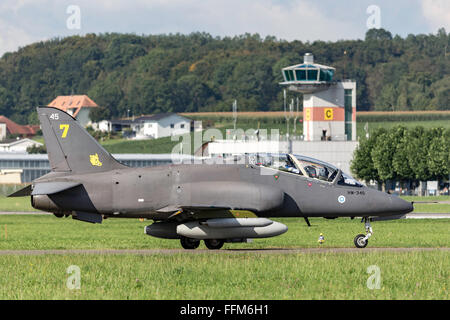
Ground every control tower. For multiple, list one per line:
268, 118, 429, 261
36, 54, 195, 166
280, 53, 356, 141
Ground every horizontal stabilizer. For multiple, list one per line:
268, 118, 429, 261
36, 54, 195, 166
8, 185, 32, 197
31, 182, 81, 195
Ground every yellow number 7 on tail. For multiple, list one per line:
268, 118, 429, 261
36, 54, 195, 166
59, 124, 70, 138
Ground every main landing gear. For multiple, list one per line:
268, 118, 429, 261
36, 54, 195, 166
180, 237, 200, 250
180, 237, 224, 250
204, 239, 224, 250
354, 217, 373, 248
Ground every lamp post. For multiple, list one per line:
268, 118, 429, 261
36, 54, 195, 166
232, 100, 237, 141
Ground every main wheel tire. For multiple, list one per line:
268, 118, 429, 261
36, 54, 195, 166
204, 239, 224, 250
180, 237, 200, 250
354, 234, 368, 248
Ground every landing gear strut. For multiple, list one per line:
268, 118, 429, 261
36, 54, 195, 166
354, 217, 373, 248
180, 237, 200, 250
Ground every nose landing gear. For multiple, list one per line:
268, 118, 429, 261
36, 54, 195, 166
354, 217, 373, 248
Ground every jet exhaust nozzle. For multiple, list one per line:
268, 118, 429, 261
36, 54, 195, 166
31, 195, 61, 212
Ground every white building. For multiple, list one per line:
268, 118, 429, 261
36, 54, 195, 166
0, 123, 6, 141
134, 113, 191, 139
47, 95, 99, 127
99, 113, 193, 139
0, 138, 43, 153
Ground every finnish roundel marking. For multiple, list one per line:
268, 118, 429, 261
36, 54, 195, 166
338, 195, 346, 204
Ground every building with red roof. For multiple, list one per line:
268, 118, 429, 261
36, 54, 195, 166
0, 116, 39, 140
48, 95, 99, 127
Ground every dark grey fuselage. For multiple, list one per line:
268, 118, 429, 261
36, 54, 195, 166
33, 162, 413, 220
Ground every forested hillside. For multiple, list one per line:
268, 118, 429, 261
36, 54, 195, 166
0, 28, 448, 124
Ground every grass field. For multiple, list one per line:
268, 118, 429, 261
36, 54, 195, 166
0, 215, 448, 299
0, 215, 449, 250
0, 251, 447, 299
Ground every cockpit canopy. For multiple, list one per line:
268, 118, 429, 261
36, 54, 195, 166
248, 153, 363, 187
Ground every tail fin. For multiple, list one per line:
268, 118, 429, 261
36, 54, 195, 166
37, 106, 126, 174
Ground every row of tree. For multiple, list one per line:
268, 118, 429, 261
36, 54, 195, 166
351, 126, 450, 187
0, 28, 448, 125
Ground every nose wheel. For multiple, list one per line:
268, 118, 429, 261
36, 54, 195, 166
354, 218, 373, 248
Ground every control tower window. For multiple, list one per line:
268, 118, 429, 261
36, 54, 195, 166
284, 70, 294, 81
307, 69, 318, 81
295, 70, 307, 81
319, 70, 326, 81
327, 70, 334, 81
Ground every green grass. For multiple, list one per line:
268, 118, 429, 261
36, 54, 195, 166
357, 120, 450, 139
0, 196, 39, 212
0, 251, 447, 299
401, 195, 449, 202
101, 136, 180, 154
411, 204, 450, 213
0, 215, 448, 299
0, 215, 448, 250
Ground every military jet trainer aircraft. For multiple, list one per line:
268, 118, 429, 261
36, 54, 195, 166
9, 107, 414, 249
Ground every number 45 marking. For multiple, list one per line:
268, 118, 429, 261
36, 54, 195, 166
59, 124, 70, 138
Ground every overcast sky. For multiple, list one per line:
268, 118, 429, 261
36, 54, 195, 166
0, 0, 448, 56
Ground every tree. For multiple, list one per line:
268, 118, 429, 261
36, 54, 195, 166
350, 128, 386, 183
392, 127, 414, 181
406, 127, 432, 182
27, 144, 47, 154
0, 30, 448, 123
365, 28, 393, 41
427, 128, 450, 180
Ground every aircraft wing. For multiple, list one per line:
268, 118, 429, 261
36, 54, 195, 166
156, 181, 286, 220
31, 182, 82, 196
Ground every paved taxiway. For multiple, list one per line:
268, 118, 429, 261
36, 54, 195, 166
0, 247, 448, 255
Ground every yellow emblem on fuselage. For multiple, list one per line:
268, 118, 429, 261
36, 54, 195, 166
90, 153, 103, 167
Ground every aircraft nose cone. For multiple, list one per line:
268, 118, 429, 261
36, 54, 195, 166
392, 196, 414, 214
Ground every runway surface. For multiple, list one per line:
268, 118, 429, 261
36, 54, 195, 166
0, 247, 448, 255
